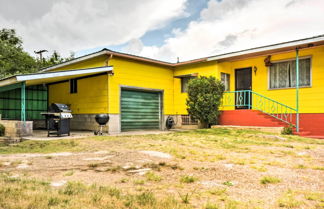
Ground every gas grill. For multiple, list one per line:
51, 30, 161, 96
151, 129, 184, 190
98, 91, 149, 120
41, 103, 73, 137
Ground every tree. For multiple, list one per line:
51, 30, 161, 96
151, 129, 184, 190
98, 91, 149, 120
186, 76, 225, 128
0, 29, 38, 78
0, 28, 75, 79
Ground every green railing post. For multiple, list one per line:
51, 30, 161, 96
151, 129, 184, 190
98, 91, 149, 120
296, 48, 300, 132
21, 82, 26, 123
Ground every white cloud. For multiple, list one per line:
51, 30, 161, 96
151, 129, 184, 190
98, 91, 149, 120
0, 0, 187, 56
135, 0, 324, 62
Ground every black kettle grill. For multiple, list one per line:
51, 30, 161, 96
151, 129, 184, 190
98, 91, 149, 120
94, 114, 109, 135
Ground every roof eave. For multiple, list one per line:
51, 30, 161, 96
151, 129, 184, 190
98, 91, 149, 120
207, 35, 324, 62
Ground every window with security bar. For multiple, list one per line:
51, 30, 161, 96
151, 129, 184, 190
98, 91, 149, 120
181, 115, 198, 125
269, 58, 311, 89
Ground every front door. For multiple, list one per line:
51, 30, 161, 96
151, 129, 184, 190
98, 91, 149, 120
235, 68, 252, 109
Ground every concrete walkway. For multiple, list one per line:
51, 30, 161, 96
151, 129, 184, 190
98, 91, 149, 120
23, 129, 178, 141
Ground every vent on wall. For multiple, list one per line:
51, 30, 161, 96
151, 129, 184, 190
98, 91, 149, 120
181, 115, 198, 125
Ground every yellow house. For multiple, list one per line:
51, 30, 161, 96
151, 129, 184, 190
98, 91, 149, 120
0, 35, 324, 137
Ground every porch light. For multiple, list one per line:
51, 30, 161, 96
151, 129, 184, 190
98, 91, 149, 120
253, 66, 257, 75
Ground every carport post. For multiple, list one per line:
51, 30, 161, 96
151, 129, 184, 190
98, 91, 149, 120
21, 82, 26, 123
295, 48, 299, 132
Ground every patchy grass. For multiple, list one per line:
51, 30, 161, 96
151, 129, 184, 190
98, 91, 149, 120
0, 174, 189, 209
0, 128, 323, 209
277, 190, 303, 208
0, 140, 81, 154
145, 172, 162, 182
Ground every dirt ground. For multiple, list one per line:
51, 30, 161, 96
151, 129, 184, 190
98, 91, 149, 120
0, 129, 323, 208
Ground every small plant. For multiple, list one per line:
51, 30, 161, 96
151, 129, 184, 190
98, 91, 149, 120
106, 165, 122, 172
0, 123, 5, 136
64, 170, 74, 176
294, 164, 307, 169
120, 178, 129, 183
282, 125, 293, 135
136, 191, 156, 206
260, 176, 281, 184
133, 179, 145, 185
180, 175, 197, 183
61, 182, 86, 195
278, 190, 302, 208
205, 202, 219, 209
209, 187, 227, 196
48, 197, 60, 206
178, 192, 191, 204
145, 172, 162, 182
88, 163, 99, 169
223, 181, 234, 186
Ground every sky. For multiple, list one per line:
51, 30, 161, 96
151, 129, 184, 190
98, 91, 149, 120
0, 0, 323, 63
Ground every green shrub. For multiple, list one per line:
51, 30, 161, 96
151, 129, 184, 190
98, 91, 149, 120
0, 123, 5, 136
186, 76, 225, 128
282, 125, 293, 135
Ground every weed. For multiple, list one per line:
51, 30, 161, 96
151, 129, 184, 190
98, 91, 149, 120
180, 175, 197, 183
260, 176, 281, 184
136, 191, 156, 205
209, 187, 227, 196
120, 178, 128, 183
61, 182, 86, 196
304, 192, 323, 201
48, 197, 60, 206
205, 202, 219, 209
106, 165, 122, 172
294, 164, 307, 169
88, 163, 99, 169
282, 125, 293, 135
145, 172, 162, 182
178, 192, 191, 204
278, 190, 303, 208
312, 166, 324, 171
64, 170, 74, 176
133, 179, 145, 185
223, 181, 234, 186
250, 165, 268, 172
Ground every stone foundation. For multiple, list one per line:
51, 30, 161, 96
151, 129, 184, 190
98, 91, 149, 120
70, 114, 108, 133
33, 120, 46, 129
0, 120, 33, 138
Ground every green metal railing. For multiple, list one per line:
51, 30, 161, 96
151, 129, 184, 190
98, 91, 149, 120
222, 90, 298, 128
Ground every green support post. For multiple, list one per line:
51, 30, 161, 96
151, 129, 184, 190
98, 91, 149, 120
296, 48, 299, 132
21, 82, 26, 123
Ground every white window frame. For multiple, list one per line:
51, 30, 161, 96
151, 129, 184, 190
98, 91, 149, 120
221, 72, 230, 91
267, 56, 312, 90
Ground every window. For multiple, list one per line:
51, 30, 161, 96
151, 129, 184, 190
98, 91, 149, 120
221, 73, 230, 91
269, 58, 311, 89
181, 115, 198, 125
181, 77, 194, 93
70, 79, 78, 93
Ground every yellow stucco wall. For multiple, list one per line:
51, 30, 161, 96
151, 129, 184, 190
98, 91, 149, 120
108, 57, 174, 114
48, 74, 108, 114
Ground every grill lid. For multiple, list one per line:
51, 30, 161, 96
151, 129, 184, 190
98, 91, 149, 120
49, 103, 72, 113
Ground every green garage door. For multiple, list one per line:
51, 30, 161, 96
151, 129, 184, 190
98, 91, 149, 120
121, 90, 161, 131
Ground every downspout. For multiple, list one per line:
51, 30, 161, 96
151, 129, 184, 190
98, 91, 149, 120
295, 48, 299, 132
106, 53, 113, 115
